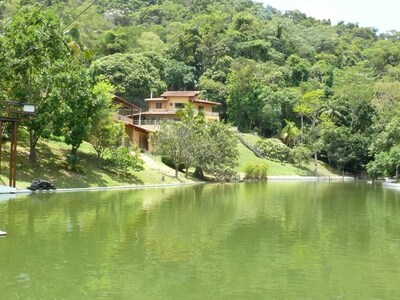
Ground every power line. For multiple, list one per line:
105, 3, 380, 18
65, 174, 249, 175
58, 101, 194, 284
6, 0, 99, 65
6, 3, 62, 64
2, 2, 46, 29
2, 4, 23, 28
69, 0, 87, 15
0, 0, 10, 11
63, 0, 99, 31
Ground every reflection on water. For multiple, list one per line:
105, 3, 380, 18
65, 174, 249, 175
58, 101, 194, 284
1, 182, 400, 299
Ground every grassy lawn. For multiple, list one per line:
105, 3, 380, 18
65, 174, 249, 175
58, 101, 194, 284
236, 134, 338, 177
0, 132, 188, 189
0, 131, 339, 189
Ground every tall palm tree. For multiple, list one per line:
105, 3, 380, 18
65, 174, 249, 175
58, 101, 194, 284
319, 100, 347, 124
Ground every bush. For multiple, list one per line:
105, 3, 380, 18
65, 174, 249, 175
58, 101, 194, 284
256, 138, 290, 162
106, 147, 144, 176
290, 144, 312, 166
243, 162, 269, 179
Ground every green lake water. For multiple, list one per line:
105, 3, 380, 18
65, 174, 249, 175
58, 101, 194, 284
1, 182, 400, 299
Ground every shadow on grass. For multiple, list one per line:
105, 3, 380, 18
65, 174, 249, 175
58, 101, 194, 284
293, 165, 316, 176
1, 139, 144, 188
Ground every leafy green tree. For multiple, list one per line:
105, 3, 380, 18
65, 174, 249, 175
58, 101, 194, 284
89, 53, 166, 104
151, 121, 191, 178
87, 81, 125, 162
56, 61, 96, 157
294, 89, 324, 139
362, 40, 400, 76
369, 81, 400, 154
319, 100, 346, 125
137, 32, 166, 53
106, 146, 144, 177
370, 145, 400, 180
286, 54, 311, 86
170, 25, 202, 72
97, 31, 129, 55
196, 121, 239, 181
226, 58, 267, 133
176, 103, 205, 178
333, 66, 374, 130
320, 125, 369, 174
152, 115, 238, 181
1, 5, 71, 161
262, 87, 300, 136
280, 120, 301, 147
294, 89, 324, 175
90, 121, 125, 163
164, 59, 196, 90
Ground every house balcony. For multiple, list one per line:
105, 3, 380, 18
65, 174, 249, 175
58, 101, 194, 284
148, 108, 219, 117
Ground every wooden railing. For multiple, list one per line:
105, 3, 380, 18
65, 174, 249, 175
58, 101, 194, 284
236, 132, 265, 158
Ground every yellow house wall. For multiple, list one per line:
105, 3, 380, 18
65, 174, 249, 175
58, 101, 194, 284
149, 102, 166, 110
194, 103, 214, 112
166, 96, 190, 108
125, 125, 150, 150
125, 126, 135, 146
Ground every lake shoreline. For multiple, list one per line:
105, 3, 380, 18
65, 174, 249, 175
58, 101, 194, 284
0, 175, 356, 196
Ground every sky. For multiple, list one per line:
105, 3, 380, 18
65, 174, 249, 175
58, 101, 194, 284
260, 0, 399, 33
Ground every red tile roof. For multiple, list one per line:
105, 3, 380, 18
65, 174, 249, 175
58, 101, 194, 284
191, 99, 221, 106
113, 95, 141, 111
160, 91, 201, 97
144, 97, 168, 101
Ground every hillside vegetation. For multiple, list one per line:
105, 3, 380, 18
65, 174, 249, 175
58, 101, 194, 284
0, 131, 336, 189
0, 0, 399, 180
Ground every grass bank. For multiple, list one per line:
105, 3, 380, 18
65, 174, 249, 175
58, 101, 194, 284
235, 133, 338, 177
0, 132, 338, 189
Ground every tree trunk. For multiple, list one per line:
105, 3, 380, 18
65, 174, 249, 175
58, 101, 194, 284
314, 149, 318, 177
175, 164, 179, 179
396, 164, 399, 181
300, 115, 304, 143
71, 146, 79, 155
29, 131, 38, 162
185, 164, 189, 178
194, 166, 205, 180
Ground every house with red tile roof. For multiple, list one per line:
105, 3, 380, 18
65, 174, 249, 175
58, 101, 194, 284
114, 91, 220, 150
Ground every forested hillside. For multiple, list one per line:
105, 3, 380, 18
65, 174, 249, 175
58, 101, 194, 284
1, 0, 399, 177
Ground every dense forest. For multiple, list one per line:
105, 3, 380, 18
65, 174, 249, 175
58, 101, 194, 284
0, 0, 399, 178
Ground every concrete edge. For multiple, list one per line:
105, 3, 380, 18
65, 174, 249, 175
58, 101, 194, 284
0, 187, 17, 194
1, 176, 355, 197
15, 181, 205, 195
382, 182, 400, 189
266, 176, 355, 181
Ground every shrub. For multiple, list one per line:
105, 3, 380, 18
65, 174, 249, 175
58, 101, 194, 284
290, 144, 312, 166
256, 138, 290, 162
256, 163, 269, 179
106, 146, 144, 176
243, 162, 269, 179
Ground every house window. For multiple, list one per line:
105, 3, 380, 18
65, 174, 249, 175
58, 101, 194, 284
156, 103, 162, 109
198, 106, 204, 112
175, 103, 185, 109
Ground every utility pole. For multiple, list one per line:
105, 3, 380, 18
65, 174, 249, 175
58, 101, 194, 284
0, 101, 35, 188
